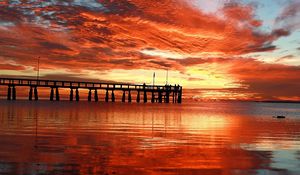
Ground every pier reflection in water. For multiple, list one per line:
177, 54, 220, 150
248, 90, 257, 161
0, 101, 300, 174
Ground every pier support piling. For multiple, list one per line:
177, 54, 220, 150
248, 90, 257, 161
136, 91, 140, 103
75, 88, 79, 101
29, 87, 33, 101
143, 83, 147, 103
12, 86, 16, 100
128, 90, 132, 103
122, 91, 126, 102
174, 85, 178, 103
94, 89, 98, 102
7, 86, 11, 100
55, 87, 60, 101
177, 87, 182, 104
158, 90, 162, 103
50, 87, 54, 101
105, 89, 109, 102
70, 88, 74, 101
111, 90, 115, 102
165, 87, 170, 103
143, 91, 147, 103
172, 90, 175, 103
34, 87, 38, 101
88, 89, 92, 102
151, 91, 155, 103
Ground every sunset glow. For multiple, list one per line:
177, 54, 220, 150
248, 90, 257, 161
1, 0, 300, 101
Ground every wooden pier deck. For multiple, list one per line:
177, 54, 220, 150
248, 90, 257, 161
0, 77, 182, 103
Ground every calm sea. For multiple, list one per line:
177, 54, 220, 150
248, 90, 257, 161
0, 101, 300, 175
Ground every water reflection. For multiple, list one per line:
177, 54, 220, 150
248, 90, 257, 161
0, 101, 300, 174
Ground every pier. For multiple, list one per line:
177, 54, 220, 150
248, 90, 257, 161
0, 78, 182, 103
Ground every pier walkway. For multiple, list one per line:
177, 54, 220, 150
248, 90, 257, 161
0, 77, 182, 103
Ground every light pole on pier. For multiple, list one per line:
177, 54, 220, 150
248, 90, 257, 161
153, 72, 155, 87
166, 69, 168, 85
36, 56, 40, 80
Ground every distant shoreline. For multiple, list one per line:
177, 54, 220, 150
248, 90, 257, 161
189, 99, 300, 104
255, 100, 300, 104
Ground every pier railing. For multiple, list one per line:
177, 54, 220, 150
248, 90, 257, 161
0, 77, 182, 103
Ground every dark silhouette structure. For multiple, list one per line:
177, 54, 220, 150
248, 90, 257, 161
0, 77, 182, 103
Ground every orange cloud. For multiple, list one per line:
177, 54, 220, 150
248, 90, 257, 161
0, 63, 26, 71
0, 0, 300, 101
179, 57, 300, 100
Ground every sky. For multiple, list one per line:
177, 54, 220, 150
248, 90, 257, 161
0, 0, 300, 101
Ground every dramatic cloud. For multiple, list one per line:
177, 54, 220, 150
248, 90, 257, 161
0, 63, 26, 71
0, 0, 300, 100
179, 57, 300, 100
275, 0, 300, 32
